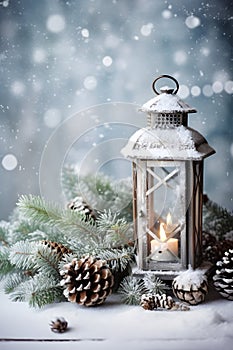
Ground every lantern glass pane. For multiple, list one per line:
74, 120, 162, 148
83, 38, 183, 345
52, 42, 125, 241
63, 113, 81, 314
146, 164, 184, 263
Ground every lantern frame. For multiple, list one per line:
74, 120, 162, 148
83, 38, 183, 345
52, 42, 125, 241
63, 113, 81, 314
121, 75, 215, 278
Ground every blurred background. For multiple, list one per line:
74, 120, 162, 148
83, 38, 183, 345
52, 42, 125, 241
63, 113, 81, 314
0, 0, 232, 220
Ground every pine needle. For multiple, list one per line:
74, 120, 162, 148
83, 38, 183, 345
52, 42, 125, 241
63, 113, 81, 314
9, 273, 63, 308
118, 276, 147, 305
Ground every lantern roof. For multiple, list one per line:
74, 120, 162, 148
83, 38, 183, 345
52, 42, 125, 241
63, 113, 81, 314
121, 75, 215, 161
140, 92, 197, 114
141, 75, 196, 114
121, 125, 215, 161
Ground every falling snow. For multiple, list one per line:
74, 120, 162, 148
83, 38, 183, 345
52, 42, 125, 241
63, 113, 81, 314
0, 0, 232, 220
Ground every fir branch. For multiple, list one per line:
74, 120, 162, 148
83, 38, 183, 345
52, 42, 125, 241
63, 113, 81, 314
9, 241, 38, 270
4, 272, 30, 294
96, 210, 132, 247
9, 207, 42, 241
0, 246, 15, 277
0, 221, 11, 246
61, 165, 133, 220
203, 198, 233, 240
35, 244, 61, 278
17, 195, 99, 243
118, 276, 147, 305
9, 273, 64, 308
17, 195, 64, 229
143, 275, 168, 295
96, 247, 134, 272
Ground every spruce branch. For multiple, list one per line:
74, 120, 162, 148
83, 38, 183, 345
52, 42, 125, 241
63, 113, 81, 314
61, 165, 133, 220
4, 272, 31, 294
35, 244, 61, 278
118, 276, 147, 305
0, 246, 15, 277
119, 275, 167, 305
9, 241, 38, 270
17, 195, 64, 229
96, 210, 132, 247
0, 221, 10, 246
9, 273, 63, 308
143, 275, 168, 295
203, 197, 233, 240
96, 246, 134, 272
17, 195, 99, 243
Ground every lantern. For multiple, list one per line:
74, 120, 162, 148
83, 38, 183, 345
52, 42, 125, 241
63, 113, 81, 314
121, 75, 215, 278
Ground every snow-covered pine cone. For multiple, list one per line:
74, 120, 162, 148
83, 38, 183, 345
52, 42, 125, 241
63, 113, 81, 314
140, 293, 175, 310
60, 256, 114, 306
140, 293, 156, 310
213, 249, 233, 300
172, 269, 208, 305
67, 196, 97, 222
41, 240, 72, 258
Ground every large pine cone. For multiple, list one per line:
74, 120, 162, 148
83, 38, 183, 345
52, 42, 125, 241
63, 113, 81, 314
213, 249, 233, 300
67, 196, 97, 222
60, 256, 114, 306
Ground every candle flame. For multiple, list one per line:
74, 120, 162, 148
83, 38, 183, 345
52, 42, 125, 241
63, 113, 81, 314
159, 223, 167, 242
166, 212, 172, 226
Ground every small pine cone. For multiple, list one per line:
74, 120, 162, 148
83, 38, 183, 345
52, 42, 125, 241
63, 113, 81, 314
213, 249, 233, 300
60, 256, 114, 307
140, 293, 175, 310
154, 293, 175, 309
50, 317, 68, 333
172, 269, 208, 305
67, 196, 97, 222
140, 293, 156, 310
41, 240, 72, 259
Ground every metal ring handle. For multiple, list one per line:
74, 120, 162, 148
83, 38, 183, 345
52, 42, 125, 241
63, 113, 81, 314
152, 74, 179, 95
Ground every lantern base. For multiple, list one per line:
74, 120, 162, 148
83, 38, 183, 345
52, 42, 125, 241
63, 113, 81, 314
132, 261, 213, 281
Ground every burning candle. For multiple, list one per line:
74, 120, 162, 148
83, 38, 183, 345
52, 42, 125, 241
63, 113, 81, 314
150, 215, 178, 261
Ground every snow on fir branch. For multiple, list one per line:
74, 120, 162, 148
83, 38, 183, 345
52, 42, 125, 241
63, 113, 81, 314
9, 273, 64, 308
61, 165, 133, 221
118, 276, 147, 305
0, 190, 134, 307
118, 275, 168, 305
1, 170, 232, 309
18, 195, 97, 239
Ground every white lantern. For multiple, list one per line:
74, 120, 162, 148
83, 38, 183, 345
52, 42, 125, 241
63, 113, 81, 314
121, 75, 215, 278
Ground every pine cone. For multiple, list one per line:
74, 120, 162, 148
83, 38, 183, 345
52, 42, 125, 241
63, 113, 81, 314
140, 293, 175, 310
140, 293, 156, 310
41, 240, 72, 258
50, 317, 68, 333
67, 196, 97, 222
60, 256, 114, 306
203, 239, 233, 264
172, 269, 208, 305
213, 249, 233, 300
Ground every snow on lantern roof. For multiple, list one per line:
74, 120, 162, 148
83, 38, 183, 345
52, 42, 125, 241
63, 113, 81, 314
140, 92, 197, 114
121, 125, 215, 161
140, 75, 196, 114
121, 75, 215, 161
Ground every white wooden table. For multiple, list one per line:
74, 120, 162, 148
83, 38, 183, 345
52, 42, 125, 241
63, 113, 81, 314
0, 286, 232, 350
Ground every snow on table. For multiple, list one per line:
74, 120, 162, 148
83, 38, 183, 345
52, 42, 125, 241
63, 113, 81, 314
0, 286, 232, 350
